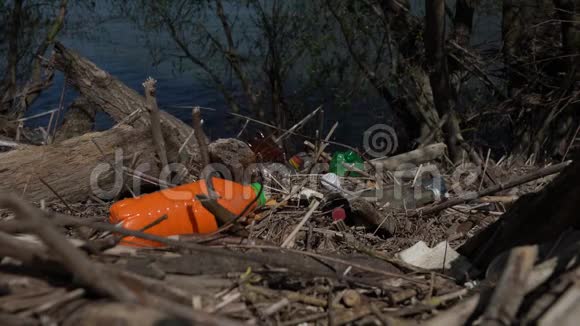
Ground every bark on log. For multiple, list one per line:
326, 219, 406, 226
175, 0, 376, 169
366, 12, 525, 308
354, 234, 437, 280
52, 42, 201, 171
0, 126, 160, 203
459, 151, 580, 269
54, 97, 96, 143
63, 303, 185, 326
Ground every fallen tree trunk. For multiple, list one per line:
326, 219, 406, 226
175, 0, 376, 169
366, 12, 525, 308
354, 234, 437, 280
52, 42, 201, 171
459, 151, 580, 269
54, 97, 96, 143
0, 126, 160, 203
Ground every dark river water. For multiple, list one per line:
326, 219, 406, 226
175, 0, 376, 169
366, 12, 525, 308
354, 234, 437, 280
25, 1, 501, 149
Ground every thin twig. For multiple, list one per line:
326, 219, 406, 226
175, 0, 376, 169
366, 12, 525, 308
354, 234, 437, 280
236, 118, 250, 138
562, 122, 580, 162
178, 130, 195, 155
45, 111, 55, 144
227, 110, 360, 152
274, 106, 322, 144
281, 199, 320, 248
316, 108, 325, 154
479, 148, 491, 191
192, 107, 210, 167
306, 121, 338, 174
38, 177, 76, 212
49, 78, 67, 143
143, 77, 169, 168
114, 214, 167, 245
16, 108, 59, 122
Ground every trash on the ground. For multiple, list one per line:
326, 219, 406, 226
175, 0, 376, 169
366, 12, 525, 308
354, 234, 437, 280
321, 172, 342, 192
109, 177, 266, 247
357, 175, 447, 209
292, 187, 323, 202
3, 39, 578, 326
258, 162, 293, 191
332, 207, 347, 222
247, 131, 284, 162
423, 175, 449, 200
331, 207, 349, 232
288, 152, 314, 171
396, 241, 472, 277
329, 150, 364, 177
321, 192, 351, 214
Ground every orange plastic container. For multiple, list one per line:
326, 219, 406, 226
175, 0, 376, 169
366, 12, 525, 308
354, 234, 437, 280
109, 177, 265, 247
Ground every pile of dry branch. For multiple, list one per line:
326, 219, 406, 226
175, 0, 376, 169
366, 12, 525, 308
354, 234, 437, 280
0, 44, 579, 326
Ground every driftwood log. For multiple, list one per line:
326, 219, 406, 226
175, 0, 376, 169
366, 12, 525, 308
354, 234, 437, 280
53, 42, 201, 170
0, 42, 261, 204
54, 97, 96, 143
0, 126, 159, 203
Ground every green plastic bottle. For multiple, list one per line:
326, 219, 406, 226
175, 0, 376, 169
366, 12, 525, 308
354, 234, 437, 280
329, 150, 364, 177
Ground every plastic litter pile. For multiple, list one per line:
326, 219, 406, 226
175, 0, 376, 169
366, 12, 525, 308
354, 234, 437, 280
1, 42, 578, 326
